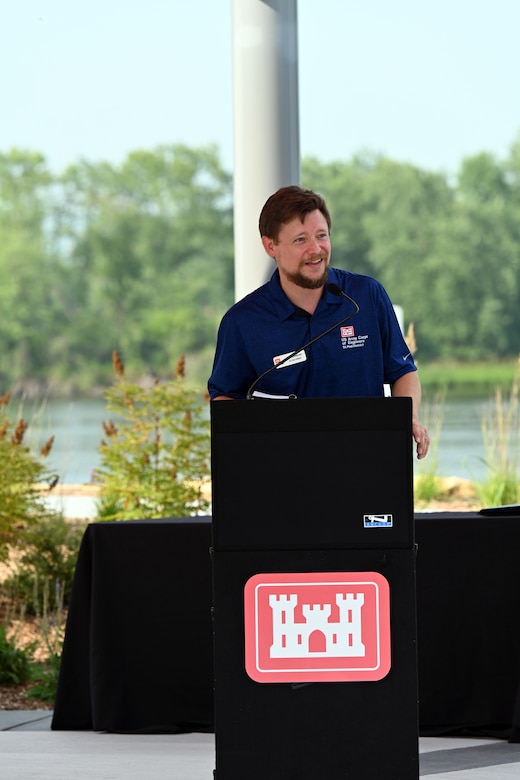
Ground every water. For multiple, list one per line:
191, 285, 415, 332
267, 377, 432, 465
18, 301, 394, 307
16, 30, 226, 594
423, 398, 488, 480
13, 396, 494, 485
13, 398, 109, 485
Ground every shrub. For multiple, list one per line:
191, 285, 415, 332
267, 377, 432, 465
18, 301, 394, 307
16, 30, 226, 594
3, 515, 86, 616
94, 352, 211, 520
0, 625, 35, 686
0, 391, 61, 562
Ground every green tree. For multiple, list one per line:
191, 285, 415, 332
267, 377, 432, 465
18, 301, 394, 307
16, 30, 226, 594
0, 150, 65, 388
58, 145, 233, 388
430, 151, 520, 359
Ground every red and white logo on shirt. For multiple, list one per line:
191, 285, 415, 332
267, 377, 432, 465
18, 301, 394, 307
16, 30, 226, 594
341, 325, 355, 338
244, 571, 391, 683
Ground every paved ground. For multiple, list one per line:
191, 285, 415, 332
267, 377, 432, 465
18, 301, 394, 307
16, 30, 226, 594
1, 711, 520, 779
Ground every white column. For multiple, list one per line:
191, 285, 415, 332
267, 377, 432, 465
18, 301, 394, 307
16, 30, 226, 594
232, 0, 300, 301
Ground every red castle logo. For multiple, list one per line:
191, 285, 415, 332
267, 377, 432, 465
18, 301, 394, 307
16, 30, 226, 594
244, 571, 391, 683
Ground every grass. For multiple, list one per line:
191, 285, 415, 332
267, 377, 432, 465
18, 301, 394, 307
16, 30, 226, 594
475, 376, 520, 507
416, 357, 520, 507
418, 359, 518, 398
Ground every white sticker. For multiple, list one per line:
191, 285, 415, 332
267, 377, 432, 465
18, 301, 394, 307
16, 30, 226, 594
273, 350, 307, 369
363, 514, 394, 528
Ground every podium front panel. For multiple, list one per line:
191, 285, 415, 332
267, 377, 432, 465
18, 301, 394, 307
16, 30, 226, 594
212, 547, 419, 780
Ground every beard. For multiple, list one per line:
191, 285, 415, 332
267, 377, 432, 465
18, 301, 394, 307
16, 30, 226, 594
285, 263, 329, 290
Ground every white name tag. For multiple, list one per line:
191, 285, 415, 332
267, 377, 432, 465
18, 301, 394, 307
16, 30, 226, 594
273, 349, 307, 369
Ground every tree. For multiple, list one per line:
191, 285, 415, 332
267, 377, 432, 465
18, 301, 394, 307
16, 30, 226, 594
57, 145, 234, 387
0, 150, 66, 389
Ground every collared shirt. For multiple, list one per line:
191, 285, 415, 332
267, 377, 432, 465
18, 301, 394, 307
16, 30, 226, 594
208, 267, 416, 400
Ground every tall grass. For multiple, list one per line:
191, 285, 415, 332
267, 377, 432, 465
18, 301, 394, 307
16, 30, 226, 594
414, 393, 446, 503
475, 359, 520, 507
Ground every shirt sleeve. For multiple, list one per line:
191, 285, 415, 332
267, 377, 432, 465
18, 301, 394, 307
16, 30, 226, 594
207, 311, 252, 400
375, 280, 417, 385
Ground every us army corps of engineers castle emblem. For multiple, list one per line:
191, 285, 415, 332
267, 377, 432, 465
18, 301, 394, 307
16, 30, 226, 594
244, 571, 391, 683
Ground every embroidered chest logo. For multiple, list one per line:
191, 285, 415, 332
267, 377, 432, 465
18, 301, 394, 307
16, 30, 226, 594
340, 325, 369, 350
244, 571, 391, 683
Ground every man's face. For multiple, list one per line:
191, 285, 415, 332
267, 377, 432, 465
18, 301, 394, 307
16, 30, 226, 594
262, 209, 331, 290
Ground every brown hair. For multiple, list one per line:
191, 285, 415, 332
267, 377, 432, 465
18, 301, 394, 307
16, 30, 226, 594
258, 185, 331, 241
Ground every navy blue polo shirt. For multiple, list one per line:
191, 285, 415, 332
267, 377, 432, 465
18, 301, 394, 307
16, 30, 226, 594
208, 268, 416, 400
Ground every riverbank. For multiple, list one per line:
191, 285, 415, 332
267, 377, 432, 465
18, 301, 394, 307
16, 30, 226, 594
34, 478, 483, 517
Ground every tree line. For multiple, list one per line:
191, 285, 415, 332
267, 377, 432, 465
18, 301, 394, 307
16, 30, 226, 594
1, 137, 520, 396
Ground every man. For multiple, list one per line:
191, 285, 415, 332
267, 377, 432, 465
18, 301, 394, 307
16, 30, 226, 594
208, 185, 429, 459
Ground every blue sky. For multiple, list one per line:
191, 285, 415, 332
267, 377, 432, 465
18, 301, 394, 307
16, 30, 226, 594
2, 0, 520, 176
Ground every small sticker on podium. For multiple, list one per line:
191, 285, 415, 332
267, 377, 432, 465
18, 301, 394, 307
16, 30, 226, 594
363, 513, 393, 528
244, 571, 391, 683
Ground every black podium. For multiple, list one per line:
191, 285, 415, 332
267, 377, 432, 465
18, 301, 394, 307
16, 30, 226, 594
211, 398, 419, 780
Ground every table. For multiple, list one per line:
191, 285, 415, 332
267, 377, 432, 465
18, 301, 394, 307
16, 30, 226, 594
51, 518, 214, 734
415, 512, 520, 742
51, 513, 520, 741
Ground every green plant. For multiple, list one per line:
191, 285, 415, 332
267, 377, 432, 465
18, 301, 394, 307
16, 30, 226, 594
27, 652, 61, 702
414, 471, 445, 504
1, 564, 69, 703
476, 361, 520, 507
94, 352, 211, 520
26, 578, 66, 703
0, 624, 35, 686
3, 515, 86, 615
0, 391, 60, 562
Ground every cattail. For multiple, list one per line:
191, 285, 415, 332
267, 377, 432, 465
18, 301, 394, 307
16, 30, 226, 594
175, 354, 185, 379
40, 435, 55, 457
203, 389, 210, 403
124, 393, 134, 409
0, 391, 11, 407
112, 350, 125, 377
0, 422, 7, 439
102, 420, 117, 437
405, 323, 417, 357
11, 419, 28, 445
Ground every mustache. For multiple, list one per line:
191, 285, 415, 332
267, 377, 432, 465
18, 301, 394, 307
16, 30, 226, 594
306, 253, 328, 262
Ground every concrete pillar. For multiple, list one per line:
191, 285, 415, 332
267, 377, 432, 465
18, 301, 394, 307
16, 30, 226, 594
231, 0, 300, 301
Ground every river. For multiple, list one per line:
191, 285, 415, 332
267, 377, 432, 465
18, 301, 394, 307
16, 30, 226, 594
14, 396, 495, 485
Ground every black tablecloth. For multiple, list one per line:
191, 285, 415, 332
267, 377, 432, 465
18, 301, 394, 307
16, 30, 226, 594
52, 518, 214, 734
52, 513, 520, 740
415, 512, 520, 742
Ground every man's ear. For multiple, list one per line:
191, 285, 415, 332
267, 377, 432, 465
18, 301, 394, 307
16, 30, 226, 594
261, 235, 276, 258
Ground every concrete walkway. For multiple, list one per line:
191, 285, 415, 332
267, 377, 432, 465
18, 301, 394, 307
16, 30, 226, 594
2, 710, 520, 779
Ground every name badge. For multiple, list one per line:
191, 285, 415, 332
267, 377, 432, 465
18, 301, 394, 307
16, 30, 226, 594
273, 349, 307, 369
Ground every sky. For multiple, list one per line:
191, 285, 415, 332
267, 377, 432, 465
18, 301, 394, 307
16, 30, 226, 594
2, 0, 520, 178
